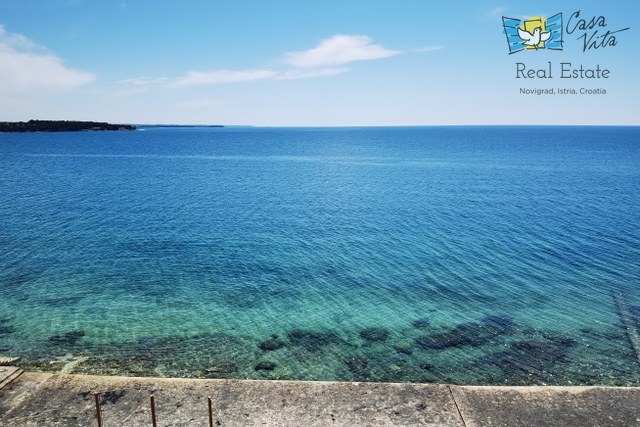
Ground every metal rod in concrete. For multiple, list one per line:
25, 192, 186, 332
208, 396, 213, 427
150, 394, 157, 427
94, 393, 103, 427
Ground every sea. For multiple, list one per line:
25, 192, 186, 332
0, 125, 639, 385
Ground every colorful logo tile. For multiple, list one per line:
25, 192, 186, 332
503, 13, 564, 54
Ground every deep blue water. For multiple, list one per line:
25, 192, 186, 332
1, 126, 639, 384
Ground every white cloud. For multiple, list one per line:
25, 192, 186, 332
0, 25, 94, 93
174, 69, 276, 87
285, 35, 400, 68
276, 67, 349, 80
120, 34, 398, 89
415, 45, 444, 52
117, 76, 169, 85
0, 26, 41, 51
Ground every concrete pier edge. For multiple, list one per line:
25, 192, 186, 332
1, 369, 639, 426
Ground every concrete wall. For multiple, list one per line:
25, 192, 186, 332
1, 369, 639, 426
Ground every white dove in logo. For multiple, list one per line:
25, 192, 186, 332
517, 26, 551, 48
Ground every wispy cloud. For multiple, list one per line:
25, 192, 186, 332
276, 67, 349, 80
0, 25, 42, 51
118, 34, 399, 88
173, 69, 277, 87
0, 25, 94, 93
415, 45, 444, 52
285, 35, 400, 68
116, 77, 169, 85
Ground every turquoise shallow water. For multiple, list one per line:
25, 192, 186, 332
0, 126, 639, 384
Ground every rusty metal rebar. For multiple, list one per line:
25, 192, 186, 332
94, 393, 103, 427
208, 396, 214, 427
150, 394, 157, 427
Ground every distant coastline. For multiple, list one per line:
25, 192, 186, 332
137, 124, 224, 128
0, 120, 137, 133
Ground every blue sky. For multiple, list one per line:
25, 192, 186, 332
0, 0, 638, 125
